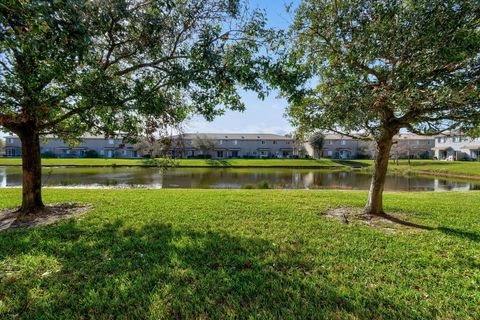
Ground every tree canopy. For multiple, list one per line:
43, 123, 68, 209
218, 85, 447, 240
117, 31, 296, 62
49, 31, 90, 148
271, 0, 480, 214
0, 0, 274, 213
308, 132, 325, 157
283, 0, 480, 138
0, 0, 272, 138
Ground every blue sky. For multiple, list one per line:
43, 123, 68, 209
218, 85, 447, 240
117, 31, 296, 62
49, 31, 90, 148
186, 0, 299, 135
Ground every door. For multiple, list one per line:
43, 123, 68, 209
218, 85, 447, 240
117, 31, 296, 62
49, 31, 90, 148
339, 150, 351, 159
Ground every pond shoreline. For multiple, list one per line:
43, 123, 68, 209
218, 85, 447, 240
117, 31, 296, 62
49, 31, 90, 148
0, 164, 347, 169
1, 166, 479, 191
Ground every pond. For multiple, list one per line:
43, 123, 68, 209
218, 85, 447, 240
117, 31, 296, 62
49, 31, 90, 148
1, 166, 479, 191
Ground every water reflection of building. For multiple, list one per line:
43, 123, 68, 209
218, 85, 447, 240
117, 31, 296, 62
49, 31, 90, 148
0, 167, 6, 188
433, 178, 473, 192
302, 172, 314, 189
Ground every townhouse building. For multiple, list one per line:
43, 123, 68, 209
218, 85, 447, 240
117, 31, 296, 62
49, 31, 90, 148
391, 133, 435, 159
321, 134, 359, 159
304, 133, 434, 160
433, 132, 480, 161
170, 133, 296, 159
2, 135, 139, 158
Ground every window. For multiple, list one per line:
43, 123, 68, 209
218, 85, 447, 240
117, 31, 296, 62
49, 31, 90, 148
273, 140, 277, 144
217, 151, 224, 158
328, 140, 333, 145
261, 141, 265, 144
219, 139, 223, 145
437, 138, 441, 143
122, 150, 126, 156
416, 140, 420, 145
234, 140, 238, 145
341, 140, 346, 145
327, 151, 333, 156
6, 138, 13, 144
108, 139, 114, 145
231, 150, 238, 157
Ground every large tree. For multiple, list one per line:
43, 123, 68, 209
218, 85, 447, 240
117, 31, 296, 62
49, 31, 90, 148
192, 134, 216, 158
275, 0, 480, 215
0, 0, 271, 213
308, 131, 325, 158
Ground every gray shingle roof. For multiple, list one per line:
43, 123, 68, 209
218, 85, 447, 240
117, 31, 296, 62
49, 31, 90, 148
174, 133, 293, 141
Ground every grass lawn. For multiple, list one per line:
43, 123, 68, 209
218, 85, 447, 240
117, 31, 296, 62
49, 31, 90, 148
0, 157, 345, 168
1, 189, 479, 319
347, 159, 480, 178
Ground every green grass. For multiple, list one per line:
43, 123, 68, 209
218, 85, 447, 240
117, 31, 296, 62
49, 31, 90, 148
1, 189, 479, 319
347, 159, 480, 178
0, 157, 344, 168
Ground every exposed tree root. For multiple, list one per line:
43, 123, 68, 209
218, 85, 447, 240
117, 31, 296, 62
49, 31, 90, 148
323, 207, 433, 233
0, 203, 92, 231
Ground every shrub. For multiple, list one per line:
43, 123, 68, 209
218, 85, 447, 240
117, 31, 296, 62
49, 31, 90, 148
85, 150, 99, 158
41, 151, 57, 158
240, 181, 271, 189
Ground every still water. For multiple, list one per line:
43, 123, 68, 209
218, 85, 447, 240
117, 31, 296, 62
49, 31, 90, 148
0, 166, 479, 191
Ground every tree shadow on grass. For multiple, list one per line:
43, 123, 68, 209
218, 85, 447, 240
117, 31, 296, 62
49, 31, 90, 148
378, 213, 480, 242
331, 160, 371, 168
0, 219, 420, 319
206, 159, 232, 167
374, 213, 435, 231
437, 226, 480, 242
384, 214, 480, 245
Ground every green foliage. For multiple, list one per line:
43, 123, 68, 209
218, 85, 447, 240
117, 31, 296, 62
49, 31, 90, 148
141, 157, 178, 169
309, 132, 325, 156
0, 158, 347, 168
40, 151, 56, 159
277, 0, 480, 138
85, 150, 98, 158
192, 135, 216, 158
0, 0, 273, 138
1, 189, 480, 318
241, 180, 271, 189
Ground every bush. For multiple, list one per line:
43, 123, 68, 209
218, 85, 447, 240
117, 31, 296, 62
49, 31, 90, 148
241, 181, 271, 189
41, 151, 57, 158
85, 150, 99, 158
188, 154, 212, 159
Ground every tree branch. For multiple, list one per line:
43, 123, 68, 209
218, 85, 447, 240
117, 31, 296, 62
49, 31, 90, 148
39, 105, 96, 130
327, 127, 372, 141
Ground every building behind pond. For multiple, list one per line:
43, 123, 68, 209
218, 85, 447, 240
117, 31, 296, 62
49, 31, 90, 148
433, 131, 480, 161
170, 133, 297, 158
305, 133, 435, 160
2, 130, 479, 161
2, 135, 138, 158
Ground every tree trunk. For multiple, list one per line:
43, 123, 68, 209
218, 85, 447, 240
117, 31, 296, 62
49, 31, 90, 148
364, 133, 394, 215
19, 129, 45, 214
